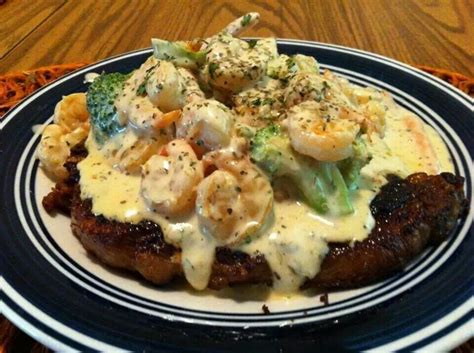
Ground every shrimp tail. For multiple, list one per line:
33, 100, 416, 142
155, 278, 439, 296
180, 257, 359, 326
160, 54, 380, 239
152, 110, 181, 130
222, 12, 260, 37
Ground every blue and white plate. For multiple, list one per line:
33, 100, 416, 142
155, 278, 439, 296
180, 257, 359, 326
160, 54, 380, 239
1, 40, 472, 352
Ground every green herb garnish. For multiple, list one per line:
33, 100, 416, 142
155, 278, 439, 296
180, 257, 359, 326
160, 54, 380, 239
241, 14, 251, 27
209, 62, 219, 79
248, 39, 258, 49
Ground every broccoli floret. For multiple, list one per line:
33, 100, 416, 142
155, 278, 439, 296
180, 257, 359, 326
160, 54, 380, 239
151, 39, 206, 70
250, 125, 353, 215
86, 72, 130, 144
337, 138, 370, 190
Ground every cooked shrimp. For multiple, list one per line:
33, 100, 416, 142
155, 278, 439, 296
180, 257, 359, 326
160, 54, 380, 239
146, 61, 205, 112
202, 35, 278, 93
287, 101, 360, 162
177, 67, 206, 103
99, 127, 172, 174
127, 96, 181, 133
198, 13, 275, 92
53, 93, 89, 130
284, 72, 334, 108
141, 139, 203, 216
37, 124, 70, 180
176, 99, 234, 150
321, 70, 386, 138
222, 12, 260, 36
233, 85, 285, 128
267, 54, 319, 80
54, 93, 90, 145
196, 151, 273, 245
116, 57, 202, 136
38, 93, 90, 180
116, 56, 155, 124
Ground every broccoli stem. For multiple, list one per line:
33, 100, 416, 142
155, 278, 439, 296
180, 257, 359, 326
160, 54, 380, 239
295, 162, 352, 215
324, 163, 354, 215
292, 164, 328, 214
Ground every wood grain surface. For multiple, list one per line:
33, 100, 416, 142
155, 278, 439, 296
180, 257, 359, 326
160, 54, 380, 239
0, 0, 472, 76
0, 0, 63, 58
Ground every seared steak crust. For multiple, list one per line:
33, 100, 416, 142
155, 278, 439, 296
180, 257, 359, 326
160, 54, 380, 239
70, 190, 273, 289
42, 145, 87, 213
44, 150, 467, 290
306, 173, 466, 289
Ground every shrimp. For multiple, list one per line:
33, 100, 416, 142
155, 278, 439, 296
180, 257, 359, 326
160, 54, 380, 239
202, 35, 278, 93
37, 124, 70, 180
177, 67, 206, 103
106, 57, 205, 173
54, 93, 90, 144
221, 12, 260, 37
196, 151, 273, 245
99, 127, 173, 174
322, 70, 387, 138
232, 85, 285, 128
146, 61, 205, 112
116, 57, 202, 136
126, 95, 181, 133
53, 93, 89, 131
176, 99, 234, 150
287, 101, 360, 162
284, 72, 334, 108
38, 93, 90, 180
141, 139, 204, 216
284, 70, 366, 112
267, 54, 319, 80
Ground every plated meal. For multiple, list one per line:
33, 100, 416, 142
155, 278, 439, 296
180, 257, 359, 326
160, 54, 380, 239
1, 11, 472, 351
37, 13, 467, 296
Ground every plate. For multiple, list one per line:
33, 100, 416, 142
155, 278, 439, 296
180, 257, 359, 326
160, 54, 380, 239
1, 40, 472, 352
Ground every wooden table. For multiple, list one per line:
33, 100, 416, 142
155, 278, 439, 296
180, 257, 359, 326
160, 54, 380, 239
0, 0, 472, 76
0, 0, 472, 351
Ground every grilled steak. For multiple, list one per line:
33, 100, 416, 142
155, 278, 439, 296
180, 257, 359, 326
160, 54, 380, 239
43, 148, 467, 290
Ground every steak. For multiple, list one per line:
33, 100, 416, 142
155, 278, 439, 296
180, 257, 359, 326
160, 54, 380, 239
43, 147, 467, 290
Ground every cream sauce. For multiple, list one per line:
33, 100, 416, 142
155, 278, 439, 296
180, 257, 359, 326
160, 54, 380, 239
425, 124, 454, 173
239, 191, 377, 291
379, 105, 454, 174
79, 136, 217, 290
78, 131, 378, 292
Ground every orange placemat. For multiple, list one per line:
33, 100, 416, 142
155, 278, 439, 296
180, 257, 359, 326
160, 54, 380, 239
0, 63, 88, 117
0, 63, 472, 352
